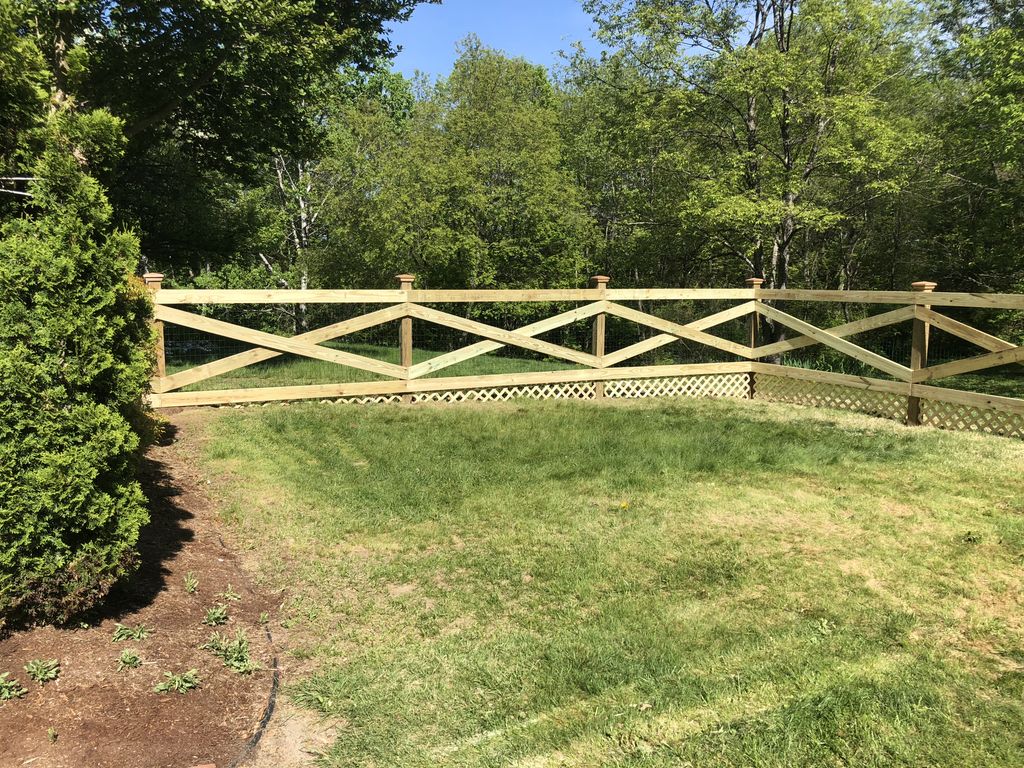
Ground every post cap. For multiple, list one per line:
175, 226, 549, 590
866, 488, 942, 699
911, 281, 938, 292
142, 272, 164, 288
590, 275, 611, 287
745, 277, 765, 287
395, 273, 415, 287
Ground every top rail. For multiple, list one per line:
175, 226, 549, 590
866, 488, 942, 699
152, 287, 1024, 309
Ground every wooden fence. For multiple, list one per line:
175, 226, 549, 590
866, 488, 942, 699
141, 274, 1024, 438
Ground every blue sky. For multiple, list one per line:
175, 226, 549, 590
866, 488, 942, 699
389, 0, 598, 80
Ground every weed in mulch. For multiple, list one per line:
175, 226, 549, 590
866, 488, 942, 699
184, 571, 199, 594
116, 649, 142, 671
24, 659, 60, 686
0, 672, 27, 700
203, 604, 230, 626
217, 583, 242, 601
201, 630, 260, 675
112, 622, 152, 642
154, 669, 201, 695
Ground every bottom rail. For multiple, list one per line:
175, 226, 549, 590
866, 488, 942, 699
146, 362, 1024, 440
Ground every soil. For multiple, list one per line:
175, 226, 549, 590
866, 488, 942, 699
0, 419, 278, 768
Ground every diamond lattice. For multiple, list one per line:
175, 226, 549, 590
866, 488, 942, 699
753, 374, 907, 422
605, 374, 749, 400
920, 399, 1024, 438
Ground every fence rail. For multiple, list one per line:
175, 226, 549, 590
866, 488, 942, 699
142, 274, 1024, 439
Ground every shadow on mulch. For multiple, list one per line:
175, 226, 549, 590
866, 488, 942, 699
91, 426, 195, 624
0, 418, 277, 768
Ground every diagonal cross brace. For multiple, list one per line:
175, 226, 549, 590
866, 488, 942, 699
406, 304, 602, 370
751, 306, 915, 359
755, 302, 911, 381
154, 303, 410, 392
408, 302, 608, 379
601, 301, 758, 366
600, 302, 755, 359
154, 304, 408, 380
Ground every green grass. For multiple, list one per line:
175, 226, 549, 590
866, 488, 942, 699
194, 398, 1024, 767
167, 342, 578, 391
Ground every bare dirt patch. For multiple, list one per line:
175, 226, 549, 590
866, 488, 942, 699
0, 421, 277, 768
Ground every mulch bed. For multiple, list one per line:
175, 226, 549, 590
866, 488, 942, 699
0, 421, 277, 768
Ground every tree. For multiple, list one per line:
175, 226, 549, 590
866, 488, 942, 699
312, 40, 599, 290
581, 0, 929, 294
0, 113, 152, 628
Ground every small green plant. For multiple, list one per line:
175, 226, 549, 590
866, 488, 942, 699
112, 622, 152, 642
117, 649, 142, 671
258, 611, 270, 625
201, 630, 260, 675
203, 604, 229, 626
0, 673, 27, 700
24, 659, 60, 686
47, 727, 58, 744
154, 669, 201, 695
217, 584, 241, 601
184, 571, 199, 594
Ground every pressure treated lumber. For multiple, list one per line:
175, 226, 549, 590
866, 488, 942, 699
407, 302, 606, 379
755, 302, 912, 381
601, 302, 754, 359
154, 305, 407, 379
405, 304, 601, 368
752, 306, 915, 359
148, 362, 753, 408
154, 303, 409, 393
601, 301, 757, 367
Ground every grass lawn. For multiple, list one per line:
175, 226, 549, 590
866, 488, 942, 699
189, 398, 1024, 767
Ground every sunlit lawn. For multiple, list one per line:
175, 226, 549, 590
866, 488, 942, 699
189, 398, 1024, 767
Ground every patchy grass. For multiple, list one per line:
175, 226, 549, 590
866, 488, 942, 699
194, 398, 1024, 767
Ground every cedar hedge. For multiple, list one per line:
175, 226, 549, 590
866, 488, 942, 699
0, 118, 153, 630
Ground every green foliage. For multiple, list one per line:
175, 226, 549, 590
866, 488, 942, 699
153, 669, 201, 695
116, 648, 142, 671
0, 0, 48, 171
183, 572, 199, 594
309, 41, 599, 291
24, 659, 59, 686
203, 604, 229, 626
0, 672, 27, 700
112, 622, 151, 642
0, 114, 153, 630
217, 584, 241, 602
201, 629, 260, 675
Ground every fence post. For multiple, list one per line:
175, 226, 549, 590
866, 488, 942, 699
745, 277, 764, 400
907, 280, 937, 425
397, 273, 415, 404
143, 272, 166, 380
591, 275, 610, 399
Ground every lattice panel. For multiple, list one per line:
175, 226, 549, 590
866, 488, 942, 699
327, 394, 403, 405
920, 400, 1024, 439
412, 382, 597, 404
754, 374, 907, 422
606, 374, 749, 400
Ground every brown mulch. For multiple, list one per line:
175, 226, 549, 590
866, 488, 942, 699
0, 420, 277, 768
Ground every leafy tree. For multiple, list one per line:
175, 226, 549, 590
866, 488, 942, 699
582, 0, 929, 293
315, 40, 599, 290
